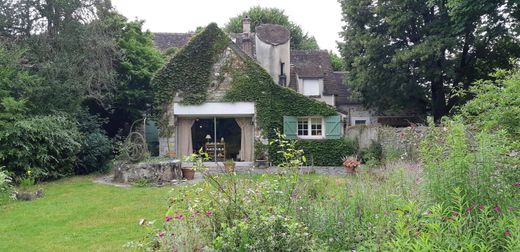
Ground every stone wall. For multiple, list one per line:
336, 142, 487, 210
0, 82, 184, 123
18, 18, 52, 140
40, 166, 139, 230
345, 126, 427, 159
113, 160, 182, 184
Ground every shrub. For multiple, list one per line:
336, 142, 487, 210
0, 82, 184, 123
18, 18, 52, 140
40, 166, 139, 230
213, 211, 319, 251
0, 167, 12, 204
0, 115, 82, 181
421, 118, 515, 208
75, 111, 113, 175
359, 140, 383, 166
386, 189, 519, 251
295, 139, 357, 166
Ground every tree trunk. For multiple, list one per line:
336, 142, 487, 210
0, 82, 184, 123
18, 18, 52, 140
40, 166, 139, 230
431, 79, 447, 124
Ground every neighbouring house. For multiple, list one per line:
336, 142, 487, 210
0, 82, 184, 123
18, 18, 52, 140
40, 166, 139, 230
151, 22, 351, 165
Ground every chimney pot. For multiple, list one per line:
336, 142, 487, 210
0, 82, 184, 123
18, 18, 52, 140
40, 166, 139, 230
243, 15, 251, 34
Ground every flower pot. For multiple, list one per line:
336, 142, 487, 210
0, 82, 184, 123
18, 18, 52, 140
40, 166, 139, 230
224, 163, 235, 173
344, 166, 357, 174
255, 160, 268, 169
181, 168, 195, 180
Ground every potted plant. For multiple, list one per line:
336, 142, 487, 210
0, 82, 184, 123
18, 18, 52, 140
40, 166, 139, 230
342, 156, 361, 174
181, 162, 195, 180
254, 140, 268, 168
224, 159, 235, 173
181, 149, 209, 180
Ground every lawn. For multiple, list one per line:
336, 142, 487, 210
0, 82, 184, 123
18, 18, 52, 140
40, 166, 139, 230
0, 176, 173, 252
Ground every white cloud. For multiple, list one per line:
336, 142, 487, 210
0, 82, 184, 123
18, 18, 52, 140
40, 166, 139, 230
111, 0, 343, 53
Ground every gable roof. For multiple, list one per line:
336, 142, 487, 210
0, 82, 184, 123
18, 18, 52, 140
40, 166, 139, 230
289, 50, 339, 97
153, 32, 195, 51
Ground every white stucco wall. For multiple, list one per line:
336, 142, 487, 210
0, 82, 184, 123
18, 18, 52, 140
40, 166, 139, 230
255, 36, 290, 86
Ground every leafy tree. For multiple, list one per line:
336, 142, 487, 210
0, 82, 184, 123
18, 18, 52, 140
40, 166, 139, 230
339, 0, 520, 122
224, 6, 319, 50
328, 50, 345, 71
102, 15, 164, 136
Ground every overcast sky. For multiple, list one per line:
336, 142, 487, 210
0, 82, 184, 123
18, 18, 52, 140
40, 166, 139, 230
111, 0, 344, 53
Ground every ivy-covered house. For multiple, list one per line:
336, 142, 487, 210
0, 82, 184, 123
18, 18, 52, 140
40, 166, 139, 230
151, 22, 354, 165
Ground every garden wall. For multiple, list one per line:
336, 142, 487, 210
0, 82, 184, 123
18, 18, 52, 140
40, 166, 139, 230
346, 126, 427, 159
113, 160, 182, 184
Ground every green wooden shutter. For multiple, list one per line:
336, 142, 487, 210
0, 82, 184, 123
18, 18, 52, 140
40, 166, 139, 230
325, 115, 342, 139
283, 116, 298, 139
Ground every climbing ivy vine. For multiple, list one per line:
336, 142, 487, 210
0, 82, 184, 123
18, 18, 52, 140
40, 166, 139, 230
152, 23, 229, 119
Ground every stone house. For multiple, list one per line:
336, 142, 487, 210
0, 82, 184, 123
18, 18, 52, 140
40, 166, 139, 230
151, 19, 420, 164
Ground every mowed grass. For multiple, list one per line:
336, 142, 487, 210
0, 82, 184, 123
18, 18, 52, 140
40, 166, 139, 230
0, 176, 173, 252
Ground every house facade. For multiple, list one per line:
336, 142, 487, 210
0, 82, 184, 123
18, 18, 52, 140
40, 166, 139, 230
151, 23, 343, 163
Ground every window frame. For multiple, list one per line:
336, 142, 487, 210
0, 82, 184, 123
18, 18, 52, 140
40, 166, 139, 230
297, 117, 325, 139
301, 78, 321, 97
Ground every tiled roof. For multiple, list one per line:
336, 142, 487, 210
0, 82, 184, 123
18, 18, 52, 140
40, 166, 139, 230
153, 32, 195, 51
255, 24, 290, 45
289, 50, 339, 96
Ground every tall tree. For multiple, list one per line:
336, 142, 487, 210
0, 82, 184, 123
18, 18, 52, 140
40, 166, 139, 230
224, 6, 319, 50
339, 0, 520, 122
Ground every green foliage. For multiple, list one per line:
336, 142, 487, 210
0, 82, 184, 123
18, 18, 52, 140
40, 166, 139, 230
296, 139, 357, 166
460, 70, 520, 147
108, 16, 165, 136
386, 189, 520, 251
224, 6, 319, 50
421, 118, 516, 208
0, 167, 12, 204
152, 23, 230, 120
0, 115, 82, 181
213, 211, 318, 251
339, 0, 520, 122
224, 56, 337, 164
75, 110, 113, 175
359, 140, 383, 166
328, 50, 345, 71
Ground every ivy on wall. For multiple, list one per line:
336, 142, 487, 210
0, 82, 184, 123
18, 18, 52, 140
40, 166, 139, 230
152, 23, 354, 165
224, 56, 355, 165
151, 23, 229, 119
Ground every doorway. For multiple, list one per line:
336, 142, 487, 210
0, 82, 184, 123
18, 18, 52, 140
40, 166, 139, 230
190, 118, 244, 161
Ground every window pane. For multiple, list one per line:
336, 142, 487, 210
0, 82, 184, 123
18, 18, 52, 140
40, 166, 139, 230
302, 79, 320, 96
297, 118, 308, 136
311, 118, 322, 136
355, 120, 366, 125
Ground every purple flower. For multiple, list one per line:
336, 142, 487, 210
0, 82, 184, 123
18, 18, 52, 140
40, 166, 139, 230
466, 207, 472, 213
505, 231, 511, 236
480, 204, 486, 209
515, 181, 520, 187
206, 211, 213, 217
508, 207, 513, 211
174, 215, 184, 220
452, 211, 459, 216
165, 216, 172, 222
494, 206, 501, 212
158, 232, 164, 237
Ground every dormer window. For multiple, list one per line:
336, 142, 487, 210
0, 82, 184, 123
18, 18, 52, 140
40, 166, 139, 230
302, 79, 320, 96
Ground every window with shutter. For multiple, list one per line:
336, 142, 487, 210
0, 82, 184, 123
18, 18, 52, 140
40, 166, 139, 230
283, 116, 297, 139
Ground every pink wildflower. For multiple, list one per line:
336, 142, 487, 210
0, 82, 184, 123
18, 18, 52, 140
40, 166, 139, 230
452, 211, 459, 216
466, 207, 472, 213
480, 204, 486, 209
515, 181, 520, 187
206, 211, 213, 217
158, 232, 164, 237
165, 216, 172, 222
505, 231, 511, 236
508, 207, 513, 211
174, 215, 184, 220
494, 206, 501, 212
